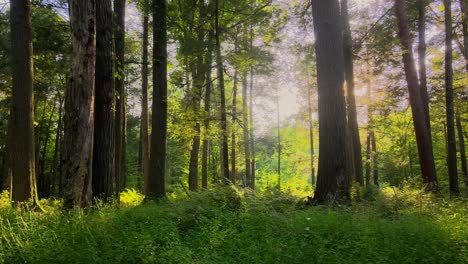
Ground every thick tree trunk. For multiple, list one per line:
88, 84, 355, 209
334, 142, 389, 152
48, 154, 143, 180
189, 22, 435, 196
311, 0, 350, 203
93, 0, 115, 201
341, 0, 363, 186
114, 0, 126, 194
215, 0, 230, 183
242, 74, 251, 188
444, 0, 459, 194
148, 0, 167, 198
188, 0, 207, 191
6, 0, 37, 202
201, 31, 214, 190
418, 0, 432, 132
395, 0, 438, 190
141, 4, 150, 194
456, 109, 467, 189
62, 0, 96, 209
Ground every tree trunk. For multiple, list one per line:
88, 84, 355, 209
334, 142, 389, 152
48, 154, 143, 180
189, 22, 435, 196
249, 66, 256, 189
371, 131, 378, 186
50, 96, 64, 197
341, 0, 363, 186
201, 30, 214, 190
62, 0, 96, 209
141, 2, 150, 194
456, 108, 467, 189
215, 0, 230, 183
418, 0, 432, 132
276, 85, 281, 191
444, 0, 459, 194
242, 74, 251, 188
307, 75, 315, 186
459, 0, 468, 71
148, 0, 167, 198
114, 0, 126, 195
395, 0, 438, 190
93, 0, 115, 201
365, 133, 371, 187
5, 0, 37, 202
38, 99, 57, 198
311, 0, 350, 203
230, 28, 240, 185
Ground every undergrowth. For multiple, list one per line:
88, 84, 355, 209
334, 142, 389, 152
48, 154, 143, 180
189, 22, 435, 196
0, 187, 466, 263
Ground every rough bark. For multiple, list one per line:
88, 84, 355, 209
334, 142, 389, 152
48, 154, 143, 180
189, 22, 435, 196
6, 0, 37, 202
93, 0, 115, 201
148, 0, 167, 198
215, 0, 230, 183
311, 0, 350, 203
114, 0, 126, 194
395, 0, 438, 190
418, 0, 432, 132
62, 0, 96, 209
201, 30, 214, 190
242, 74, 251, 188
444, 0, 459, 194
341, 0, 363, 186
141, 2, 150, 194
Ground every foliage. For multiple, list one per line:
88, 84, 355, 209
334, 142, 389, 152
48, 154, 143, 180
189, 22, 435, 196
0, 187, 466, 264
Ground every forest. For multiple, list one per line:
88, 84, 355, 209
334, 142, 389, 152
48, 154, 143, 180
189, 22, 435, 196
0, 0, 467, 263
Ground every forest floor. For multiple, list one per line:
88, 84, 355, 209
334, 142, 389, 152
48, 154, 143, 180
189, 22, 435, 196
0, 186, 466, 264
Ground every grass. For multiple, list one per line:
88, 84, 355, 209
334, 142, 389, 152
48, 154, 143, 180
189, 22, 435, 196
0, 186, 466, 264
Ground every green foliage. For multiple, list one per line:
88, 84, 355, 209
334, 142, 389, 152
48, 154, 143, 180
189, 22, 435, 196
1, 188, 466, 264
119, 188, 145, 208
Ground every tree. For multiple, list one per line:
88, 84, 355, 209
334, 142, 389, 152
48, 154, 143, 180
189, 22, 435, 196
394, 0, 438, 190
140, 0, 150, 194
460, 0, 468, 71
215, 0, 230, 183
443, 0, 459, 194
311, 0, 350, 203
148, 0, 167, 198
4, 0, 38, 202
62, 0, 96, 209
93, 0, 115, 201
242, 73, 251, 188
114, 0, 126, 193
341, 0, 363, 186
417, 0, 431, 132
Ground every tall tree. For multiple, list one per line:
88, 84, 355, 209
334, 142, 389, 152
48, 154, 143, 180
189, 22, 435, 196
230, 28, 240, 185
417, 0, 431, 132
114, 0, 126, 193
62, 0, 96, 208
444, 0, 459, 194
201, 30, 214, 189
311, 0, 350, 203
5, 0, 37, 202
249, 26, 256, 189
242, 74, 251, 187
141, 0, 150, 194
148, 0, 167, 198
460, 0, 468, 71
341, 0, 363, 186
456, 109, 467, 189
395, 0, 438, 190
215, 0, 230, 183
93, 0, 115, 201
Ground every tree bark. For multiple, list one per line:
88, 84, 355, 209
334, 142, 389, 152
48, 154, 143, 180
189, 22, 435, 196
395, 0, 438, 190
444, 0, 459, 194
456, 108, 467, 189
459, 0, 468, 71
311, 0, 350, 203
114, 0, 126, 194
201, 30, 214, 190
62, 0, 96, 209
148, 0, 167, 198
418, 0, 432, 132
141, 1, 150, 194
93, 0, 115, 201
341, 0, 363, 186
215, 0, 230, 184
242, 74, 251, 188
5, 0, 37, 202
